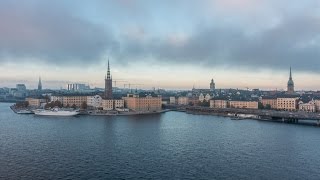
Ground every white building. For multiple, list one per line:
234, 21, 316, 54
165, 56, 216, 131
87, 95, 103, 108
169, 97, 176, 104
299, 100, 316, 113
178, 97, 189, 105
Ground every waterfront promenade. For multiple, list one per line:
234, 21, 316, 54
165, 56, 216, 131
184, 106, 320, 123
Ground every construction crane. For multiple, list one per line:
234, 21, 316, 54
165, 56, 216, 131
112, 79, 127, 87
124, 83, 143, 92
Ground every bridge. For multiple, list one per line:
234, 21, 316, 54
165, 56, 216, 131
179, 106, 320, 125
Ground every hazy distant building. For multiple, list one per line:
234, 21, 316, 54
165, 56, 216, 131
210, 99, 228, 109
229, 101, 258, 109
67, 83, 90, 91
287, 67, 294, 94
16, 84, 26, 91
38, 77, 42, 91
105, 60, 113, 99
210, 79, 215, 91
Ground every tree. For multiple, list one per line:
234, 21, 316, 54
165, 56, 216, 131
265, 104, 271, 110
53, 100, 62, 108
258, 102, 264, 109
81, 101, 87, 110
71, 104, 77, 109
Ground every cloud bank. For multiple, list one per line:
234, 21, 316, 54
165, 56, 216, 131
0, 0, 320, 72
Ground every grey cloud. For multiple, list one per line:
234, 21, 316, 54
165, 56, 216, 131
111, 16, 320, 72
0, 1, 117, 65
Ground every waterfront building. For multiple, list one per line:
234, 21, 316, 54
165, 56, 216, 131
210, 79, 215, 91
299, 100, 316, 113
177, 97, 189, 105
199, 93, 205, 102
261, 98, 277, 109
26, 98, 46, 107
276, 97, 299, 111
63, 96, 87, 107
169, 97, 176, 104
229, 101, 259, 109
123, 93, 162, 112
210, 99, 228, 109
102, 99, 114, 110
114, 99, 125, 109
87, 95, 103, 108
205, 94, 211, 102
287, 67, 295, 94
315, 100, 320, 112
38, 77, 42, 91
105, 60, 113, 99
50, 96, 64, 103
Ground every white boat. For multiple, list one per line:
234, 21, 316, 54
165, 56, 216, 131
16, 110, 34, 114
34, 108, 80, 116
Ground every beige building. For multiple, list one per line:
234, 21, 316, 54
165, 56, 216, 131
63, 96, 87, 107
210, 99, 228, 108
299, 101, 316, 113
114, 99, 125, 109
102, 99, 114, 110
26, 98, 46, 107
178, 97, 189, 105
229, 101, 258, 109
123, 94, 162, 112
261, 98, 277, 109
315, 100, 320, 112
276, 97, 299, 111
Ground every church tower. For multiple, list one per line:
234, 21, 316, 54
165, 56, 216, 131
105, 59, 113, 99
287, 67, 294, 94
38, 77, 42, 91
210, 79, 215, 91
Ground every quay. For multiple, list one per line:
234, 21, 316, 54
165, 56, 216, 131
182, 106, 320, 126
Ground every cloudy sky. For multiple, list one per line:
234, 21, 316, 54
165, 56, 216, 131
0, 0, 320, 90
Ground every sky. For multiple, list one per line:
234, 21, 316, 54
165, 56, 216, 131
0, 0, 320, 90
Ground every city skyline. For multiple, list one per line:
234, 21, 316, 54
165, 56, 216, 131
1, 0, 320, 89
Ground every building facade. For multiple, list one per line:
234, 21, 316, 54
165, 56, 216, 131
63, 96, 87, 107
87, 95, 103, 108
210, 99, 228, 109
169, 97, 176, 104
177, 97, 189, 105
26, 98, 46, 107
299, 100, 316, 113
229, 101, 258, 109
261, 98, 277, 109
276, 97, 298, 111
123, 94, 162, 112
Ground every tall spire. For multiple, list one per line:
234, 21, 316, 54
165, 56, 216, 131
38, 76, 42, 91
289, 66, 292, 80
107, 58, 111, 79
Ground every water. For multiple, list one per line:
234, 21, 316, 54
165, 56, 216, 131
1, 103, 320, 179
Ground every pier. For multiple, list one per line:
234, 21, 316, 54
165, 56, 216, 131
184, 106, 320, 125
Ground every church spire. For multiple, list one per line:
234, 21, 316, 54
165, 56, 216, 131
289, 66, 292, 80
38, 76, 42, 91
107, 58, 111, 79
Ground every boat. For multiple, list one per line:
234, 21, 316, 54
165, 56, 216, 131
34, 108, 79, 116
16, 110, 34, 114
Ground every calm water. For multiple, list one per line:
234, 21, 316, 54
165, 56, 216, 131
1, 103, 320, 180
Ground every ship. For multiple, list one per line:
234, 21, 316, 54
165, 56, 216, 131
34, 108, 80, 116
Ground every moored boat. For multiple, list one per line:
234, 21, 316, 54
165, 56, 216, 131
34, 108, 79, 116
